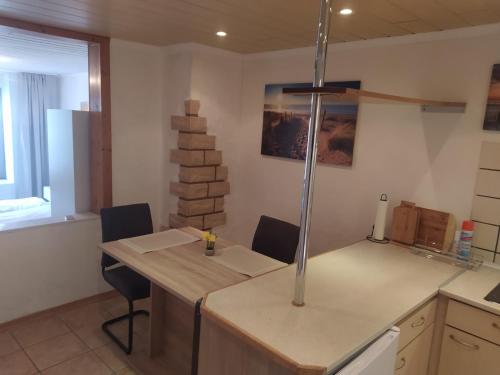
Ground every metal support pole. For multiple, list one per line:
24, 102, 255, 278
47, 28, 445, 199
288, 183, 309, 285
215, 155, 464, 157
293, 0, 333, 306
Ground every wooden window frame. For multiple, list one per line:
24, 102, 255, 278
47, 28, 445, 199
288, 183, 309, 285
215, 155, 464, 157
0, 16, 112, 213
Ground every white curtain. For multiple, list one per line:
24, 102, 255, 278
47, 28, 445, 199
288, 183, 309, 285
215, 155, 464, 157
9, 73, 59, 198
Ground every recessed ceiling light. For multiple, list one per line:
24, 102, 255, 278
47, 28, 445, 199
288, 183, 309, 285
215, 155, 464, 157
216, 31, 227, 37
339, 8, 353, 15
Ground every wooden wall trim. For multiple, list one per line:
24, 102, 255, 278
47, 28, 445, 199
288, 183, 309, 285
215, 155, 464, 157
89, 40, 113, 211
0, 16, 113, 213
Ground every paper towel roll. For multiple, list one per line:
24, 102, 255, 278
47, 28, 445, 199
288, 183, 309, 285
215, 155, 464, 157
373, 194, 389, 241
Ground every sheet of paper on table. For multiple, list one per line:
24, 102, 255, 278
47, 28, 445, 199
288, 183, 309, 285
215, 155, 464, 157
207, 245, 288, 277
119, 229, 200, 254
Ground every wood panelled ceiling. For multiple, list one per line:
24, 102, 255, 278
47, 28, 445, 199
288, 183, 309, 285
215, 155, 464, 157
0, 0, 500, 53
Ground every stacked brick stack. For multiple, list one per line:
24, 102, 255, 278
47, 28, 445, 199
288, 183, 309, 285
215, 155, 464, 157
169, 100, 229, 230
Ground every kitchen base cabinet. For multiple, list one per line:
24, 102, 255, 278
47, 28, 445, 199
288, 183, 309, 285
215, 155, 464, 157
446, 300, 500, 346
397, 299, 437, 351
438, 326, 500, 375
395, 324, 434, 375
198, 312, 327, 375
394, 298, 437, 375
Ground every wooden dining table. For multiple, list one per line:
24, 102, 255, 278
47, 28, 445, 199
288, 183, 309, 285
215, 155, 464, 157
99, 227, 280, 375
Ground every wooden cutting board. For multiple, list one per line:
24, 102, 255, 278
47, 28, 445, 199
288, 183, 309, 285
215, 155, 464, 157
390, 201, 420, 245
390, 201, 456, 251
415, 207, 455, 252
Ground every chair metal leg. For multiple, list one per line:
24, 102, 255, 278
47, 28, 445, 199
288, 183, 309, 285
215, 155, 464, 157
102, 300, 149, 355
191, 298, 203, 375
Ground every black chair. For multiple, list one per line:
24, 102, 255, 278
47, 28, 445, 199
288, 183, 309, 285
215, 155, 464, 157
251, 215, 300, 264
100, 203, 153, 354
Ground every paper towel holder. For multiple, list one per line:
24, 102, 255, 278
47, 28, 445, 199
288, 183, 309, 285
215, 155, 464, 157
367, 227, 390, 243
367, 193, 390, 244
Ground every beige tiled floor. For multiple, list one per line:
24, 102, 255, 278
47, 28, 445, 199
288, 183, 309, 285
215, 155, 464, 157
0, 295, 155, 375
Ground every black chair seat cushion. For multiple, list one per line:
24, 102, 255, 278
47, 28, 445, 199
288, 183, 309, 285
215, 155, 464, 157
103, 266, 150, 301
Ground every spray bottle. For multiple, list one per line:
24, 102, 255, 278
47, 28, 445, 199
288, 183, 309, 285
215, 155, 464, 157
458, 220, 474, 260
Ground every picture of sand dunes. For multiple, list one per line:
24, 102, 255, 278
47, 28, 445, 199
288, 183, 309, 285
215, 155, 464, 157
484, 64, 500, 131
261, 81, 360, 166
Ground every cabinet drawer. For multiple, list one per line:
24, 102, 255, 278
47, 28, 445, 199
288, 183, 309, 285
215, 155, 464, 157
446, 299, 500, 346
397, 298, 436, 351
394, 323, 434, 375
438, 326, 500, 375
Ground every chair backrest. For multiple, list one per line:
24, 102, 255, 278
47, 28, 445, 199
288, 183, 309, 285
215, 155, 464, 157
100, 203, 153, 268
251, 215, 300, 264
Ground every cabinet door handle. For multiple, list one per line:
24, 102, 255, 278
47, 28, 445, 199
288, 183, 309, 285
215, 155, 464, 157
411, 316, 425, 328
449, 334, 480, 350
395, 357, 406, 370
492, 322, 500, 330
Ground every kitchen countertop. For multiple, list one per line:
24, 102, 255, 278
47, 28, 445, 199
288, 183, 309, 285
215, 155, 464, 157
203, 240, 463, 372
440, 264, 500, 316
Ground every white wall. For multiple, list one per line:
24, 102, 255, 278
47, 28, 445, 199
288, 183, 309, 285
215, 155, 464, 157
0, 218, 108, 323
190, 47, 243, 241
0, 39, 165, 323
162, 46, 194, 221
59, 72, 89, 111
160, 26, 500, 255
161, 44, 243, 238
111, 39, 164, 228
6, 25, 500, 322
229, 27, 500, 254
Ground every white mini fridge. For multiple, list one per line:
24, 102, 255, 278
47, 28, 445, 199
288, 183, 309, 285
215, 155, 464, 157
335, 327, 400, 375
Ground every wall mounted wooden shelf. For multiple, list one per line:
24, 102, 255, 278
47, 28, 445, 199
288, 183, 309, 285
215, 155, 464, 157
282, 87, 466, 113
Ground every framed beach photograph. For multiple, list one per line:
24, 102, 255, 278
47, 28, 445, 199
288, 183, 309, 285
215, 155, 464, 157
261, 81, 361, 166
483, 64, 500, 131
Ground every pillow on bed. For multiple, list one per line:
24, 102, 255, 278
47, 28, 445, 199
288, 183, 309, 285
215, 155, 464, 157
0, 197, 47, 213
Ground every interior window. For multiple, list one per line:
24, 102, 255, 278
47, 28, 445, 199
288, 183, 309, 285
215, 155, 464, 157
0, 88, 5, 180
0, 27, 90, 229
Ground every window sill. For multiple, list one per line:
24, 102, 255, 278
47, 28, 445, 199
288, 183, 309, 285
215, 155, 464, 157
0, 212, 99, 233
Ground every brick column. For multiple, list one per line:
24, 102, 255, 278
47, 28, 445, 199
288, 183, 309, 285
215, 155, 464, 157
169, 100, 229, 230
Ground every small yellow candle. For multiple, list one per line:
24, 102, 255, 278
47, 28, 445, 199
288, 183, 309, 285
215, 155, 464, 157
203, 231, 217, 254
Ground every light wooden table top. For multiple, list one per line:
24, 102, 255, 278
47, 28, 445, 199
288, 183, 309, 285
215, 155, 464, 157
99, 227, 249, 306
204, 240, 463, 371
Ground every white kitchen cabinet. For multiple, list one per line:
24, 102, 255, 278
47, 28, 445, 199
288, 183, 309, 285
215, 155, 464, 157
394, 298, 436, 375
397, 299, 436, 351
395, 323, 434, 375
438, 299, 500, 375
446, 300, 500, 346
438, 326, 500, 375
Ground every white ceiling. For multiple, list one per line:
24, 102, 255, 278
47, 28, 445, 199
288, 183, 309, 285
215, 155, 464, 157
0, 26, 88, 75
